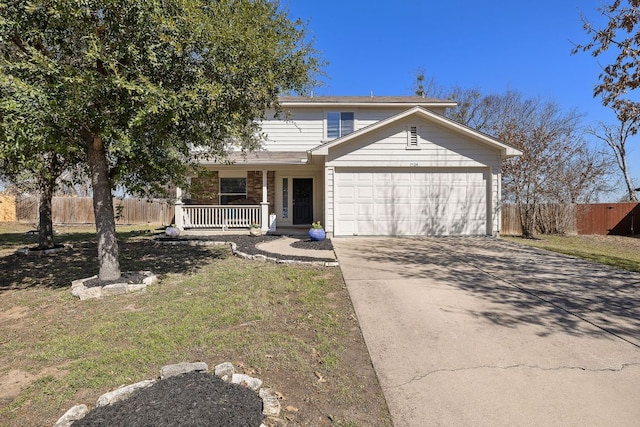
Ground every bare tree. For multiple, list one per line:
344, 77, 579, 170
416, 74, 613, 235
588, 111, 639, 201
573, 1, 640, 200
482, 92, 590, 237
413, 68, 446, 98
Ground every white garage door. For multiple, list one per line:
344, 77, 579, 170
334, 169, 488, 236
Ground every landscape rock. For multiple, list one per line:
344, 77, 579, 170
141, 272, 158, 285
101, 283, 128, 297
95, 379, 156, 407
160, 362, 208, 379
259, 388, 281, 417
232, 373, 263, 391
126, 284, 147, 293
70, 272, 158, 300
54, 404, 89, 427
214, 362, 235, 381
72, 276, 96, 289
77, 286, 102, 300
58, 362, 278, 426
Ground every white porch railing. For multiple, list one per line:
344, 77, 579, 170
181, 205, 261, 229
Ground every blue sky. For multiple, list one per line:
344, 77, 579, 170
285, 1, 639, 199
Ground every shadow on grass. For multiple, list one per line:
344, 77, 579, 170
0, 237, 229, 293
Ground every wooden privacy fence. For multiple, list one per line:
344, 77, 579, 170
576, 202, 640, 235
0, 194, 17, 222
501, 202, 640, 236
15, 196, 174, 225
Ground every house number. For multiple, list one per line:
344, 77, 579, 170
409, 162, 419, 167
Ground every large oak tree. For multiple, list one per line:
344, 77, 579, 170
0, 0, 320, 280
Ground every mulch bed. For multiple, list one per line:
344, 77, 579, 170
159, 234, 335, 262
71, 372, 263, 427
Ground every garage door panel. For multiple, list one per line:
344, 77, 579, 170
356, 185, 374, 199
335, 169, 488, 236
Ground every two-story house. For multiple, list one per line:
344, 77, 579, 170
174, 96, 521, 236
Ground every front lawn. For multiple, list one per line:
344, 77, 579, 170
0, 224, 392, 427
503, 234, 640, 273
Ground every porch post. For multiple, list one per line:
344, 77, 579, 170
175, 186, 184, 230
260, 170, 269, 231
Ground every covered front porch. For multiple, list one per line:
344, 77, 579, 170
173, 151, 324, 232
175, 169, 272, 231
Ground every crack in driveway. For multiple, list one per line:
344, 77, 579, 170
392, 362, 640, 388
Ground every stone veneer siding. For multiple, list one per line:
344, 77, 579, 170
188, 170, 274, 212
247, 171, 275, 213
189, 171, 219, 204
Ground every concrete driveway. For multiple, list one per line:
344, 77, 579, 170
333, 237, 640, 427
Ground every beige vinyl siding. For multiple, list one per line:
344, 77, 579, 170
260, 109, 325, 151
259, 107, 452, 152
327, 120, 501, 169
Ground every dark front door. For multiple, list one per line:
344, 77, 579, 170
293, 178, 313, 225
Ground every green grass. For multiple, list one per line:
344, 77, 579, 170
503, 234, 640, 272
0, 226, 392, 427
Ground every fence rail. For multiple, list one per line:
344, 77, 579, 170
9, 195, 639, 235
15, 196, 174, 225
182, 205, 260, 229
501, 202, 640, 236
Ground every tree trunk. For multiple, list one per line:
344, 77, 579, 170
85, 132, 121, 281
621, 158, 638, 202
37, 176, 56, 249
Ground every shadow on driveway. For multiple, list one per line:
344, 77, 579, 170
341, 237, 640, 347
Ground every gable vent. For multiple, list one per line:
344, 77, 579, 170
409, 126, 418, 146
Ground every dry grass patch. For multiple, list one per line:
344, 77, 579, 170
0, 226, 391, 427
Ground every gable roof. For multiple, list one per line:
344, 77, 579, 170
278, 95, 457, 109
309, 106, 522, 158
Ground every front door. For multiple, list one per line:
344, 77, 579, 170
292, 178, 313, 225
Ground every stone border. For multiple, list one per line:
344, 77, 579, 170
54, 362, 281, 427
70, 271, 158, 300
156, 238, 339, 267
15, 243, 73, 256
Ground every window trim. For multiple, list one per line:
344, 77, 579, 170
326, 111, 355, 139
406, 125, 421, 150
219, 175, 247, 205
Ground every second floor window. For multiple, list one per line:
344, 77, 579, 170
327, 112, 354, 139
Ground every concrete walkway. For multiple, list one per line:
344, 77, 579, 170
333, 237, 640, 427
255, 236, 336, 260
